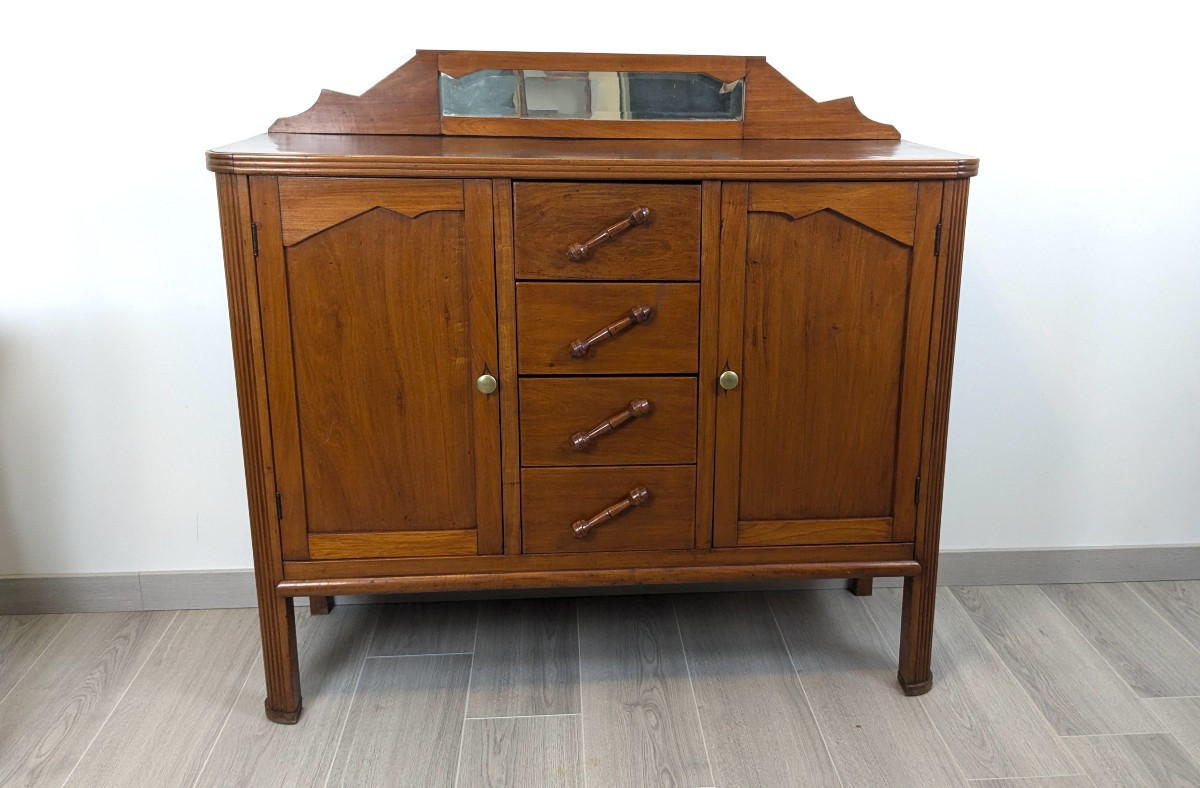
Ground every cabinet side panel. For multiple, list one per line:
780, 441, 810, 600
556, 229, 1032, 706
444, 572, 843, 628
215, 173, 300, 713
252, 177, 310, 560
890, 181, 943, 542
696, 181, 722, 548
900, 178, 971, 680
465, 179, 503, 555
493, 179, 522, 555
712, 183, 748, 547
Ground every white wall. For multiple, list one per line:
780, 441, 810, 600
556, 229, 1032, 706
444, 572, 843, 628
1, 1, 1197, 574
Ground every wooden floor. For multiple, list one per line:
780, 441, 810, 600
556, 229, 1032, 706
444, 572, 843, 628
1, 583, 1199, 787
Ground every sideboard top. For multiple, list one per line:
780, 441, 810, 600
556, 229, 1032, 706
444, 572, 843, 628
206, 135, 978, 180
207, 50, 976, 180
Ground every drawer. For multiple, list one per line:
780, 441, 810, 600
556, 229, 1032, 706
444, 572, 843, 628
521, 466, 696, 553
520, 377, 697, 466
514, 182, 700, 281
517, 282, 699, 374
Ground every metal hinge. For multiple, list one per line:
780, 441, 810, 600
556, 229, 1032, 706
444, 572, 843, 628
914, 475, 922, 506
275, 491, 283, 520
934, 223, 942, 258
250, 221, 260, 258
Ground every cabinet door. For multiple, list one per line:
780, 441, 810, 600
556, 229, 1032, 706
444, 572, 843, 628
713, 182, 941, 548
251, 177, 501, 560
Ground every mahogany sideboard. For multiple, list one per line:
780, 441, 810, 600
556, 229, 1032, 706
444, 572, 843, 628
207, 51, 977, 723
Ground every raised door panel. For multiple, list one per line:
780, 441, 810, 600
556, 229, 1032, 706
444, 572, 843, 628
713, 181, 940, 548
252, 177, 501, 559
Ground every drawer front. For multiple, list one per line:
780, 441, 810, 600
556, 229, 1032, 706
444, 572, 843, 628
514, 182, 701, 281
522, 466, 696, 553
520, 377, 697, 467
517, 283, 699, 374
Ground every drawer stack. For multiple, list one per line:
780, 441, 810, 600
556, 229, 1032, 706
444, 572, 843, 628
512, 182, 702, 553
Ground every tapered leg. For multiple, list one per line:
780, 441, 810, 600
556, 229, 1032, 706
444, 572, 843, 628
309, 595, 335, 615
849, 577, 874, 596
260, 595, 303, 723
897, 573, 935, 695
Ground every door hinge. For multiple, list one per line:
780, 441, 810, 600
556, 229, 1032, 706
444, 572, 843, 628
933, 223, 942, 258
914, 475, 922, 506
250, 221, 260, 258
274, 491, 283, 520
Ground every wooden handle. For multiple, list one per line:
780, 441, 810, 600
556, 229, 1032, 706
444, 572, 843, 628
572, 487, 650, 538
569, 305, 654, 358
566, 206, 652, 262
571, 399, 653, 451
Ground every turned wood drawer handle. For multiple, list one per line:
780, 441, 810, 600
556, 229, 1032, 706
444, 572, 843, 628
572, 487, 650, 538
566, 206, 652, 262
570, 306, 654, 358
571, 399, 653, 450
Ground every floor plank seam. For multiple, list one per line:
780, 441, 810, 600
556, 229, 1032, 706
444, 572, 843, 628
463, 712, 582, 721
1057, 731, 1171, 738
1038, 585, 1177, 711
1126, 582, 1200, 660
0, 612, 74, 710
189, 645, 260, 788
964, 776, 1090, 783
576, 598, 588, 788
322, 609, 381, 788
365, 651, 473, 659
451, 604, 480, 788
670, 597, 715, 787
764, 593, 846, 788
58, 609, 180, 788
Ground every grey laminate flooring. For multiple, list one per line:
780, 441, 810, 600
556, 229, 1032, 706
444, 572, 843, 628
1, 582, 1199, 787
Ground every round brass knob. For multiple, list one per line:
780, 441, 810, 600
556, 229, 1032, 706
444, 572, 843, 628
476, 374, 498, 395
719, 370, 739, 390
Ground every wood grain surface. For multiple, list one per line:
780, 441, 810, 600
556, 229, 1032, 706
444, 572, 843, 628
866, 588, 1078, 780
195, 606, 379, 788
516, 282, 699, 374
514, 182, 700, 280
673, 592, 840, 786
521, 466, 696, 554
518, 377, 697, 466
326, 654, 471, 787
0, 612, 175, 788
1042, 582, 1200, 698
0, 614, 71, 700
63, 609, 261, 786
369, 601, 478, 657
577, 596, 711, 787
1063, 733, 1200, 787
951, 586, 1160, 736
467, 599, 579, 717
210, 136, 978, 180
769, 590, 964, 787
1134, 580, 1200, 650
457, 715, 583, 788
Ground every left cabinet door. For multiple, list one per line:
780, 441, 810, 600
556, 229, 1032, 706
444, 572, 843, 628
251, 177, 501, 561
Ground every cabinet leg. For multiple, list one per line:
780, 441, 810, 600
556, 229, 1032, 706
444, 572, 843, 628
309, 596, 335, 615
260, 595, 303, 723
849, 577, 874, 596
897, 574, 935, 696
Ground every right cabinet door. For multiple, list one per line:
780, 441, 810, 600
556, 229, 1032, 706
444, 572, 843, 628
713, 181, 942, 548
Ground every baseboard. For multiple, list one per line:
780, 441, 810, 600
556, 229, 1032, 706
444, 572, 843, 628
2, 544, 1197, 615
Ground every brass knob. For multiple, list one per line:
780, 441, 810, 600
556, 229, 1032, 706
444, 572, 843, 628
476, 374, 498, 395
719, 370, 739, 390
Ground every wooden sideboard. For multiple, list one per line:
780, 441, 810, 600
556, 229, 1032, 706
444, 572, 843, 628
207, 50, 977, 723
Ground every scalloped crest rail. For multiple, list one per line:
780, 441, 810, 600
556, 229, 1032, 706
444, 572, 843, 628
269, 50, 900, 140
208, 50, 977, 724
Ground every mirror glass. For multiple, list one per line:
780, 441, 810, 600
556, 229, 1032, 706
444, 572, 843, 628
439, 69, 744, 121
